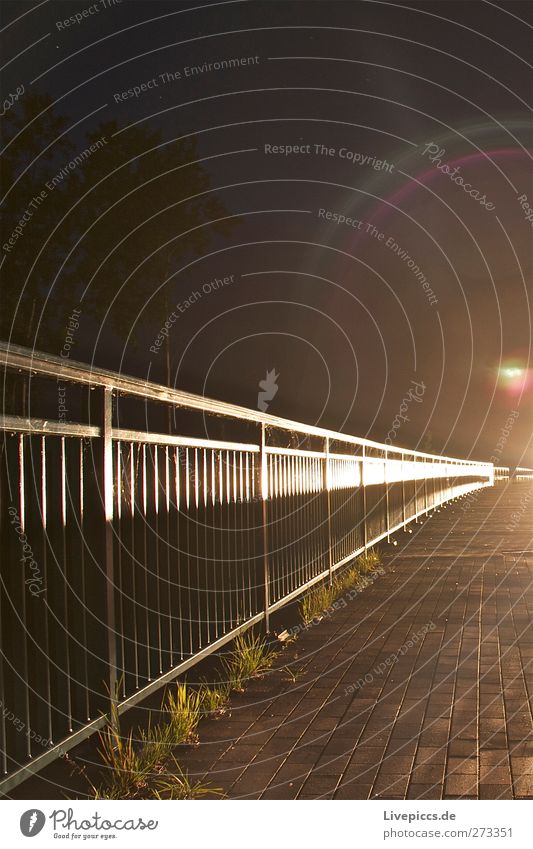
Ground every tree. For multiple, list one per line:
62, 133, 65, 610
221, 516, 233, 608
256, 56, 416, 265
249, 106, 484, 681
1, 95, 238, 382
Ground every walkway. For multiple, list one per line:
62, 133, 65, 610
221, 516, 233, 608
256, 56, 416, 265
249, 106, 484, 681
180, 481, 533, 799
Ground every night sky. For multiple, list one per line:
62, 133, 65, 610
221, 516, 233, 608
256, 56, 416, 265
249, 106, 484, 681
1, 0, 532, 465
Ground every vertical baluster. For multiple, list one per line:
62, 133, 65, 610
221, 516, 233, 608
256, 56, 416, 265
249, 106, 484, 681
401, 451, 406, 530
245, 452, 252, 618
385, 449, 390, 542
324, 439, 333, 585
218, 451, 225, 632
60, 436, 73, 732
165, 446, 172, 668
174, 447, 184, 660
102, 389, 117, 703
42, 437, 53, 733
154, 446, 162, 673
225, 450, 233, 630
18, 436, 31, 755
131, 444, 139, 687
203, 449, 210, 645
362, 446, 368, 548
261, 425, 270, 631
142, 443, 150, 679
116, 442, 125, 698
185, 447, 193, 655
210, 450, 217, 638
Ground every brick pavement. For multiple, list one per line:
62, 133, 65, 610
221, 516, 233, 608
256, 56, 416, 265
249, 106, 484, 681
179, 481, 533, 799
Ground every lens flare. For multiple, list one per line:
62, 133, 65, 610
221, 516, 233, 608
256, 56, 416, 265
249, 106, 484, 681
497, 361, 531, 395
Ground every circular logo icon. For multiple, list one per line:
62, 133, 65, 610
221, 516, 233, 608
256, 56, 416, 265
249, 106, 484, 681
20, 810, 46, 837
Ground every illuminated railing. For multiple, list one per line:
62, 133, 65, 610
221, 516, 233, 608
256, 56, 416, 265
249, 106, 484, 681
0, 342, 493, 790
514, 466, 533, 480
494, 466, 510, 480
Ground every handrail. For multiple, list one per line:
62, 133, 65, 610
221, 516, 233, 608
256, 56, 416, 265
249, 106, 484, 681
0, 341, 490, 468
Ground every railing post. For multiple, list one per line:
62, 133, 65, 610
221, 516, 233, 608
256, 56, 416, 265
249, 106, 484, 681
324, 437, 333, 585
260, 423, 270, 632
103, 388, 117, 707
362, 445, 368, 549
424, 459, 429, 515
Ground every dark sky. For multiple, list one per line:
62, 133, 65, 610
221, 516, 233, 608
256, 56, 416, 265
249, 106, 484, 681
1, 0, 532, 465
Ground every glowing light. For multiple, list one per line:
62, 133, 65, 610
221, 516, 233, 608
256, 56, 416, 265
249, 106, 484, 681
496, 359, 531, 396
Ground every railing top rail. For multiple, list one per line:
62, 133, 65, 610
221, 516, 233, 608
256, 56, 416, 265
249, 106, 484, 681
0, 341, 492, 468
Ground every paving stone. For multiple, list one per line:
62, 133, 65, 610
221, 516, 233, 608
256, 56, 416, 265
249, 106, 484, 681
445, 774, 478, 797
334, 782, 372, 799
510, 757, 533, 775
479, 765, 511, 784
513, 775, 533, 796
447, 757, 478, 774
373, 772, 409, 796
412, 764, 444, 783
479, 784, 513, 799
407, 784, 442, 799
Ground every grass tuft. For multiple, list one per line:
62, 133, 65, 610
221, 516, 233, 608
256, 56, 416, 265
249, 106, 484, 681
300, 548, 383, 623
222, 632, 278, 691
164, 682, 202, 745
357, 547, 382, 574
93, 704, 154, 798
137, 715, 175, 765
300, 583, 337, 624
198, 682, 230, 718
153, 757, 223, 799
95, 731, 144, 796
89, 692, 218, 799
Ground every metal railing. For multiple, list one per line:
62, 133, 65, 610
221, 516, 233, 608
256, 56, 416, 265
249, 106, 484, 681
514, 467, 533, 480
0, 342, 493, 791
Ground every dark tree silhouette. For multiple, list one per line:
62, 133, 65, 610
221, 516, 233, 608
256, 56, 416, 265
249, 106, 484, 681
1, 94, 237, 381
